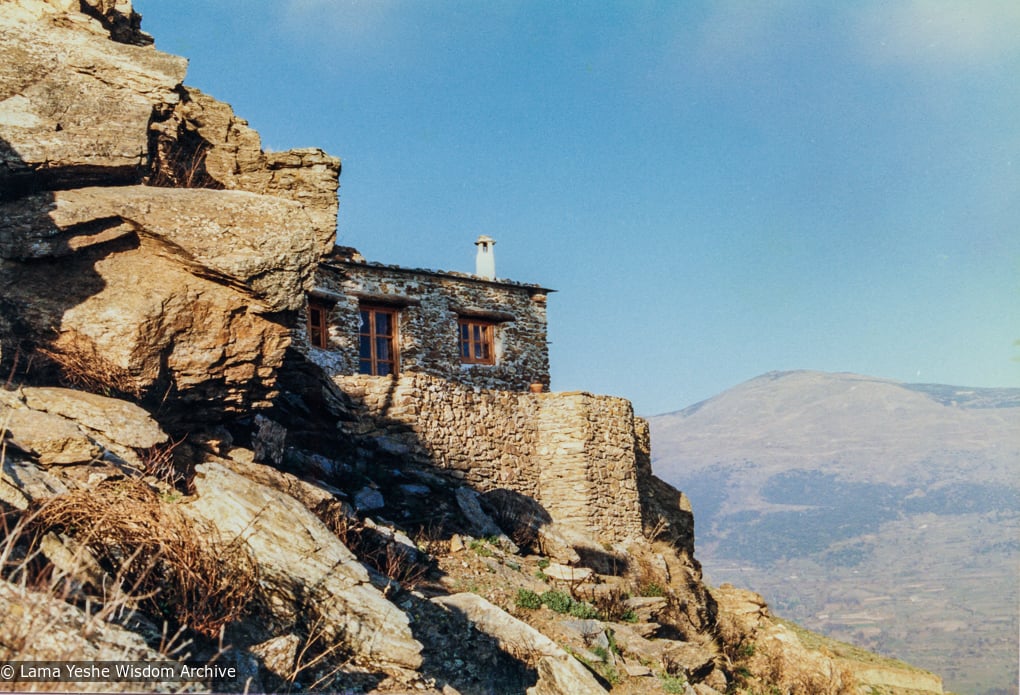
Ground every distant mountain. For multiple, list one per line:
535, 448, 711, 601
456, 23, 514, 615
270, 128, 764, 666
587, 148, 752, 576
649, 371, 1020, 695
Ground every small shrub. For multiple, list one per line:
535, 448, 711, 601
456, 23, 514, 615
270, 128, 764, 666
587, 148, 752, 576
140, 436, 187, 491
582, 584, 634, 623
469, 538, 494, 557
539, 589, 599, 619
567, 601, 599, 619
599, 664, 622, 686
540, 589, 573, 614
148, 136, 223, 190
516, 588, 542, 610
638, 581, 667, 597
537, 557, 550, 569
316, 501, 431, 589
482, 492, 544, 552
380, 543, 429, 587
658, 672, 688, 694
606, 628, 620, 656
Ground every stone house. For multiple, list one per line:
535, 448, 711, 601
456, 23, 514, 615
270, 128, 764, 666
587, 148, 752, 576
297, 238, 690, 548
301, 237, 553, 392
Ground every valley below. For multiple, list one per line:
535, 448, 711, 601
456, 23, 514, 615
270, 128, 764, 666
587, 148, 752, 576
650, 371, 1020, 695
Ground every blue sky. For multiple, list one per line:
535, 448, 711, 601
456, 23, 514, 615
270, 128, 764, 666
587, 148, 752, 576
134, 0, 1019, 415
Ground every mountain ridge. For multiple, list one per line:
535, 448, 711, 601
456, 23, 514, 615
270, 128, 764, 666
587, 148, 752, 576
651, 369, 1018, 487
648, 369, 1020, 695
662, 370, 1020, 417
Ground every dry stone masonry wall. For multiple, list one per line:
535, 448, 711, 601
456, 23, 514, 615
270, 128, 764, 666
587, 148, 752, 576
338, 372, 644, 543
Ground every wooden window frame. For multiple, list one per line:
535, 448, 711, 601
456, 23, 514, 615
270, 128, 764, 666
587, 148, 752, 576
459, 318, 496, 365
307, 297, 331, 349
359, 305, 399, 376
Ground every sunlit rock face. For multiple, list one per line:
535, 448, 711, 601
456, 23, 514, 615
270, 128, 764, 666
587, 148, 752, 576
0, 0, 339, 423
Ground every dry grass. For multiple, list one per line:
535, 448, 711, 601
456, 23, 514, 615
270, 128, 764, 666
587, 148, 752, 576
139, 436, 188, 490
31, 479, 259, 638
34, 333, 142, 399
314, 499, 430, 589
1, 503, 169, 663
750, 647, 859, 695
147, 136, 223, 190
287, 612, 353, 691
627, 552, 669, 598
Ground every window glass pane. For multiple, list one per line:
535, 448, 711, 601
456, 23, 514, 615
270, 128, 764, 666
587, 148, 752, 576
358, 307, 400, 375
458, 319, 496, 363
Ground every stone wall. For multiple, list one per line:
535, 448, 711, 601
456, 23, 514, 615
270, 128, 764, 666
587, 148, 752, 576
337, 373, 646, 543
300, 252, 551, 392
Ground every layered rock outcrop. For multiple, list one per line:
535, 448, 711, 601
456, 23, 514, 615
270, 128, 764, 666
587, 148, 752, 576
0, 0, 339, 422
184, 461, 423, 673
0, 0, 178, 194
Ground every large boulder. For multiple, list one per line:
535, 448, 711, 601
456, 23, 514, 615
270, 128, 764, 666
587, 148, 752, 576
0, 185, 325, 412
1, 186, 324, 310
183, 462, 423, 673
20, 386, 166, 449
431, 592, 607, 695
1, 406, 100, 465
1, 385, 166, 470
1, 235, 293, 414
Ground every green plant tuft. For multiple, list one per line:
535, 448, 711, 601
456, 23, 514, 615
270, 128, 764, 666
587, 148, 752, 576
516, 588, 543, 610
639, 581, 667, 597
540, 589, 573, 613
658, 671, 688, 693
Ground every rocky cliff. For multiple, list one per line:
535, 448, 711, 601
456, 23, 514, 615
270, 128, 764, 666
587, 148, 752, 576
0, 3, 946, 694
1, 0, 339, 424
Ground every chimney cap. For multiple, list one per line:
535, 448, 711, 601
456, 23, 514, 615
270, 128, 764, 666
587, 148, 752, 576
475, 235, 496, 246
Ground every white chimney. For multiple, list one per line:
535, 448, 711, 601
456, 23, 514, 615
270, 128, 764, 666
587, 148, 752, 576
474, 235, 496, 279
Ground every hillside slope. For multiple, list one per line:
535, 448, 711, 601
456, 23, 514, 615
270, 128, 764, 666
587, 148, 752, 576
649, 370, 1020, 695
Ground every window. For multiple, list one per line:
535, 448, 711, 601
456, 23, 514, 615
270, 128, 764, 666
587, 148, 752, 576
359, 306, 399, 375
307, 298, 331, 349
459, 318, 496, 365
